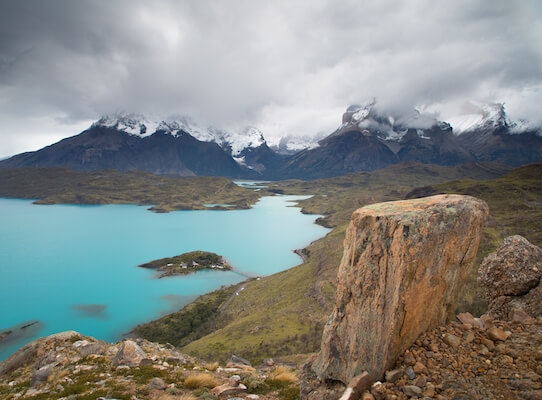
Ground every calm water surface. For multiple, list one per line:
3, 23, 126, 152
0, 196, 328, 360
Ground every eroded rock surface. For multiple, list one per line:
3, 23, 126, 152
0, 330, 295, 399
310, 194, 488, 389
479, 235, 542, 320
112, 339, 146, 366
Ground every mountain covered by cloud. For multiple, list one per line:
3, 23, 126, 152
1, 1, 541, 158
1, 101, 541, 179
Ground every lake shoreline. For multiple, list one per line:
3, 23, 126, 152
0, 195, 329, 362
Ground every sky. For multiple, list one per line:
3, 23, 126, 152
1, 0, 541, 158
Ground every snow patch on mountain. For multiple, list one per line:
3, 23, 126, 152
267, 134, 321, 154
93, 113, 267, 158
209, 126, 265, 156
94, 113, 161, 137
446, 102, 510, 135
338, 101, 442, 142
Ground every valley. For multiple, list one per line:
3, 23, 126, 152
136, 162, 542, 363
2, 3, 541, 398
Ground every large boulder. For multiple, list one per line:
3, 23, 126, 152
309, 194, 488, 388
478, 235, 542, 319
112, 340, 146, 367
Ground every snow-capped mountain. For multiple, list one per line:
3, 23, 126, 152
207, 126, 265, 157
446, 102, 510, 135
1, 102, 540, 180
0, 114, 252, 177
331, 100, 452, 142
94, 113, 263, 156
267, 134, 321, 155
91, 112, 285, 173
444, 102, 542, 166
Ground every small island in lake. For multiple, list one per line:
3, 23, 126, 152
138, 250, 232, 278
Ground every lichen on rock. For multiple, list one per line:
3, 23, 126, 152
478, 234, 542, 320
307, 194, 489, 393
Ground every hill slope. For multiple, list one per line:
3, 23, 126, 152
135, 162, 524, 363
0, 168, 261, 212
0, 126, 253, 178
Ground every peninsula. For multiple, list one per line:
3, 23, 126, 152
138, 251, 232, 278
0, 168, 262, 212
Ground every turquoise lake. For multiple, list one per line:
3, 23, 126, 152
0, 196, 328, 361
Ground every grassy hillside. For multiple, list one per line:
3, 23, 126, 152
136, 161, 518, 363
0, 167, 261, 211
406, 162, 542, 313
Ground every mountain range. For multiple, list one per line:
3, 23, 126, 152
1, 102, 541, 179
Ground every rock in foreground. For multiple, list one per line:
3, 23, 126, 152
0, 331, 298, 399
479, 235, 542, 320
309, 194, 489, 391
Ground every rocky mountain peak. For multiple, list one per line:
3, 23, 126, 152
92, 113, 270, 162
93, 112, 208, 139
342, 99, 377, 125
334, 100, 444, 143
447, 102, 510, 135
93, 112, 160, 137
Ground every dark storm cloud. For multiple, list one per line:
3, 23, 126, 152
0, 0, 541, 156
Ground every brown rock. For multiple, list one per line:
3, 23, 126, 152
139, 358, 153, 366
479, 235, 542, 320
211, 383, 247, 397
228, 354, 251, 366
0, 340, 40, 376
423, 382, 436, 397
349, 371, 372, 397
486, 326, 510, 341
361, 392, 375, 400
413, 362, 427, 374
77, 342, 105, 358
225, 362, 253, 370
511, 308, 531, 323
403, 352, 416, 366
31, 366, 52, 387
457, 312, 483, 328
444, 334, 461, 348
463, 330, 475, 343
311, 195, 488, 384
385, 369, 404, 383
263, 358, 275, 366
479, 345, 490, 356
112, 340, 146, 367
229, 374, 241, 386
149, 377, 167, 390
480, 314, 493, 329
403, 385, 423, 397
413, 375, 427, 388
480, 336, 495, 350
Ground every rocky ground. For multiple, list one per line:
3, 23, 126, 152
0, 331, 300, 400
369, 312, 542, 400
301, 312, 542, 400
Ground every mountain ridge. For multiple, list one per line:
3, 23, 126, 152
1, 102, 541, 179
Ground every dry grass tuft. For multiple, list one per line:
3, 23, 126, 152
158, 395, 197, 400
272, 366, 291, 376
47, 369, 69, 384
204, 361, 219, 371
270, 366, 298, 384
183, 373, 219, 389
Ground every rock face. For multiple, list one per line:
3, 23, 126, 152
311, 194, 488, 386
479, 235, 542, 319
112, 340, 146, 367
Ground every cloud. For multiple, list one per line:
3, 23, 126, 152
0, 0, 541, 156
